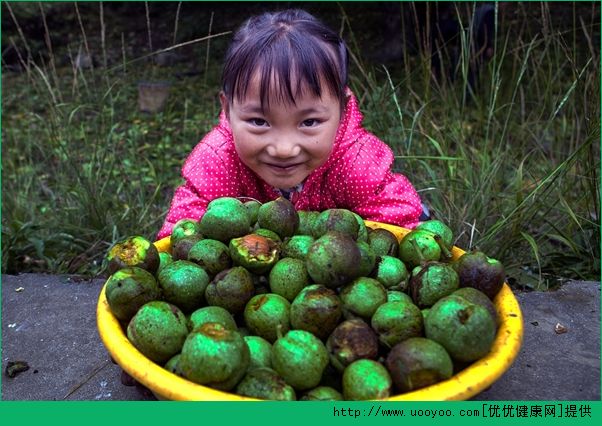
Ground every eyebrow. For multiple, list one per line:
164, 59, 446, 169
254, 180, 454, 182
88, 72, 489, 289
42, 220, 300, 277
237, 103, 329, 115
237, 104, 264, 114
296, 106, 329, 115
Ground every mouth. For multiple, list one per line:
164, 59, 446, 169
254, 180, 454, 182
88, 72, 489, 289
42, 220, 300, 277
264, 161, 304, 173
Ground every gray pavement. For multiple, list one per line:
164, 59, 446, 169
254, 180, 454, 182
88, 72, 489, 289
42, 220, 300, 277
1, 273, 600, 401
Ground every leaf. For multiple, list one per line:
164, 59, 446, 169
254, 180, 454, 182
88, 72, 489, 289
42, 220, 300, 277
546, 233, 580, 255
520, 231, 542, 284
24, 236, 43, 257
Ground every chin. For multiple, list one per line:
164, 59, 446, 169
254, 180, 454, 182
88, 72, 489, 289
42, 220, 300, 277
273, 181, 304, 190
265, 176, 305, 190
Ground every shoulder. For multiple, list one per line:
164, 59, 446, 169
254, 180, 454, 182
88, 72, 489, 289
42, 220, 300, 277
183, 125, 238, 175
337, 134, 394, 182
189, 122, 233, 157
321, 134, 396, 208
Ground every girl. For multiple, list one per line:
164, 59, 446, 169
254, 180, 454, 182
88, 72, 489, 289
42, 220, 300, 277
158, 9, 423, 239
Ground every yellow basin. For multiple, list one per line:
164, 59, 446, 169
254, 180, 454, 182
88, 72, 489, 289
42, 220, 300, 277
97, 221, 523, 401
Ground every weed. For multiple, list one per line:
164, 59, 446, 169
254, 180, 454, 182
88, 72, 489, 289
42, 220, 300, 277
1, 2, 599, 288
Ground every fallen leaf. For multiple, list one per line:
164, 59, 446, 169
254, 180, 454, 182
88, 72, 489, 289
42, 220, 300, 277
5, 361, 30, 378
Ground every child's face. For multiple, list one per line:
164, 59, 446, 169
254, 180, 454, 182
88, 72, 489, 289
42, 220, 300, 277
222, 75, 341, 190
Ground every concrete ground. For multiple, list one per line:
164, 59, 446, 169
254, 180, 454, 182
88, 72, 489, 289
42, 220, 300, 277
1, 273, 599, 401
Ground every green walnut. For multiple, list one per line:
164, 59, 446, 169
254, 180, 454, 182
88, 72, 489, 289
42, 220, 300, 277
272, 329, 329, 390
126, 301, 189, 364
424, 295, 497, 362
179, 322, 250, 391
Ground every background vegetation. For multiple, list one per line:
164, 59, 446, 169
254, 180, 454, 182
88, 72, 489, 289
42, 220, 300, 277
2, 2, 599, 289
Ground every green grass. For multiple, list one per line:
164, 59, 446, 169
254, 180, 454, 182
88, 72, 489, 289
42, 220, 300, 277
2, 2, 600, 289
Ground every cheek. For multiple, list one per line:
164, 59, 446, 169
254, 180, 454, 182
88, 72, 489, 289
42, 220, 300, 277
315, 127, 338, 158
308, 138, 334, 164
232, 133, 258, 163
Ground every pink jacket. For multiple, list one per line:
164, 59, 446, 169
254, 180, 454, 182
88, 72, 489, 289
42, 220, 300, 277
157, 92, 422, 239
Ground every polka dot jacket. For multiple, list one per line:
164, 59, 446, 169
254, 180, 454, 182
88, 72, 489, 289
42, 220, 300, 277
157, 90, 423, 239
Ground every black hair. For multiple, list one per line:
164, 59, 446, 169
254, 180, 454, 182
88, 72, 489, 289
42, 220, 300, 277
221, 9, 349, 110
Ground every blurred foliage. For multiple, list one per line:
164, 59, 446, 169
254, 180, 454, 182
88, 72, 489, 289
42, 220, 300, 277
2, 2, 599, 288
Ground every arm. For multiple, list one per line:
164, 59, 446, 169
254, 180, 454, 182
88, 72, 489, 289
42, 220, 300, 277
157, 134, 241, 239
157, 182, 209, 240
340, 137, 423, 229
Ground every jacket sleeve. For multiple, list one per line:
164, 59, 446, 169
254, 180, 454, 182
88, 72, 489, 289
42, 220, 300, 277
157, 131, 240, 239
339, 136, 423, 229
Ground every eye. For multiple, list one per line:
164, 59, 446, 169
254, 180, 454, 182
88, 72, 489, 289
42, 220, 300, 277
301, 119, 320, 127
249, 118, 268, 127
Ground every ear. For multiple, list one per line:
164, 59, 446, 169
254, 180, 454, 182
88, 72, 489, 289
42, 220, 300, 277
219, 91, 230, 118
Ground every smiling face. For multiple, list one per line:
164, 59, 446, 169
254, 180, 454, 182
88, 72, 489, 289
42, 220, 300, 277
221, 74, 341, 190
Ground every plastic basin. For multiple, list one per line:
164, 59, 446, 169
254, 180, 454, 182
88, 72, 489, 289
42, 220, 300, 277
97, 221, 523, 401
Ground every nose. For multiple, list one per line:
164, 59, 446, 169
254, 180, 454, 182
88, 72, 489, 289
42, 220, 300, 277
266, 139, 301, 158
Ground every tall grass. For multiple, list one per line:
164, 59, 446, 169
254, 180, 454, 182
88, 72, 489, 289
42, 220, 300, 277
342, 2, 600, 289
2, 2, 227, 275
2, 2, 599, 288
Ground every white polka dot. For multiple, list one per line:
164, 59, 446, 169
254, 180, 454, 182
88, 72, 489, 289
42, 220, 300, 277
157, 90, 422, 238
